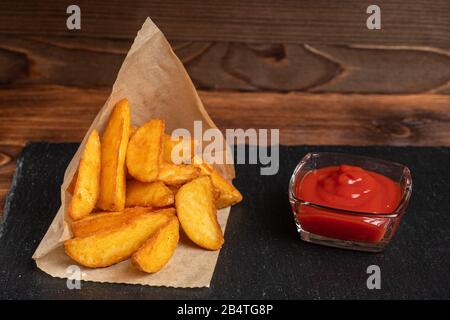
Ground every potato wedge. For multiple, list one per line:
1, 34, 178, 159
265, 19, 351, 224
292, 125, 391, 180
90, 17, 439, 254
97, 99, 130, 211
175, 176, 223, 250
126, 119, 164, 182
125, 125, 138, 180
65, 208, 175, 268
71, 206, 170, 238
162, 134, 197, 164
69, 130, 101, 220
157, 162, 200, 186
193, 157, 242, 209
125, 180, 174, 208
132, 216, 179, 273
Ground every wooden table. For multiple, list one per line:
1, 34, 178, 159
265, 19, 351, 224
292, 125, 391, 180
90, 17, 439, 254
1, 1, 449, 216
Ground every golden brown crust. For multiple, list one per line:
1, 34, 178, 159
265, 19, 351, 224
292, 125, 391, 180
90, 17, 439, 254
175, 176, 224, 250
69, 129, 101, 220
131, 216, 179, 273
65, 208, 175, 268
126, 119, 164, 182
97, 99, 130, 211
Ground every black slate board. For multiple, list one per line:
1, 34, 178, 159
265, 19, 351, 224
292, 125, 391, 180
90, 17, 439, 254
1, 143, 449, 300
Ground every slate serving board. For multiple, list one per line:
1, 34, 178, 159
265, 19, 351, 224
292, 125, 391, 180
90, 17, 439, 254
1, 143, 449, 299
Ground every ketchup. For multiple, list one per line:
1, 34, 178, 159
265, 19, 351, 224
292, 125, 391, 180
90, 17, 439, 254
295, 165, 402, 243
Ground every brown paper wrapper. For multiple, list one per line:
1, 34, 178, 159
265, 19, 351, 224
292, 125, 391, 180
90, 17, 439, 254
32, 18, 235, 288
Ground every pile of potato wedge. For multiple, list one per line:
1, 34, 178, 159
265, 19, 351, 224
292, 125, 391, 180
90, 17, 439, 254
65, 98, 242, 273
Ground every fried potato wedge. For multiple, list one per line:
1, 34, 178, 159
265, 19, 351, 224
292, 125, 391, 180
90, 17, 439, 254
193, 157, 243, 209
131, 216, 179, 273
162, 134, 197, 164
97, 99, 130, 211
65, 208, 175, 268
126, 119, 164, 182
125, 125, 138, 180
125, 180, 174, 208
71, 206, 166, 238
69, 130, 101, 220
157, 162, 200, 186
175, 176, 223, 250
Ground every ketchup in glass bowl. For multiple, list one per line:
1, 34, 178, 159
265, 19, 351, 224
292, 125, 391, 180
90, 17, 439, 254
289, 153, 412, 252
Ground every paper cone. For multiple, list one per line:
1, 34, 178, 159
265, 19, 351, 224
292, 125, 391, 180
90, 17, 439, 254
33, 18, 235, 288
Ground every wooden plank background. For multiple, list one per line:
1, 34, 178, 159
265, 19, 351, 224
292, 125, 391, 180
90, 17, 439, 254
1, 1, 449, 48
0, 1, 449, 215
1, 37, 450, 93
0, 0, 450, 93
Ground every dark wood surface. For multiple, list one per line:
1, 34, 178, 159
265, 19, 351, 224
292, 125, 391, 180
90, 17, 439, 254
0, 1, 449, 216
1, 1, 449, 93
1, 37, 450, 93
1, 1, 449, 48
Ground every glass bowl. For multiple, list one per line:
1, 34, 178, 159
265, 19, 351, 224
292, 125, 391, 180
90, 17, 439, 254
288, 152, 412, 252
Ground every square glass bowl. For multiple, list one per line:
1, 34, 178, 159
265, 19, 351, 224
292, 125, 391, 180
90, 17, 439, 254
288, 152, 412, 252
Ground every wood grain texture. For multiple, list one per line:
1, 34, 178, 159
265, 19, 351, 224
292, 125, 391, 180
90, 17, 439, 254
0, 36, 449, 93
1, 85, 450, 216
2, 86, 449, 147
1, 1, 448, 93
0, 1, 449, 49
